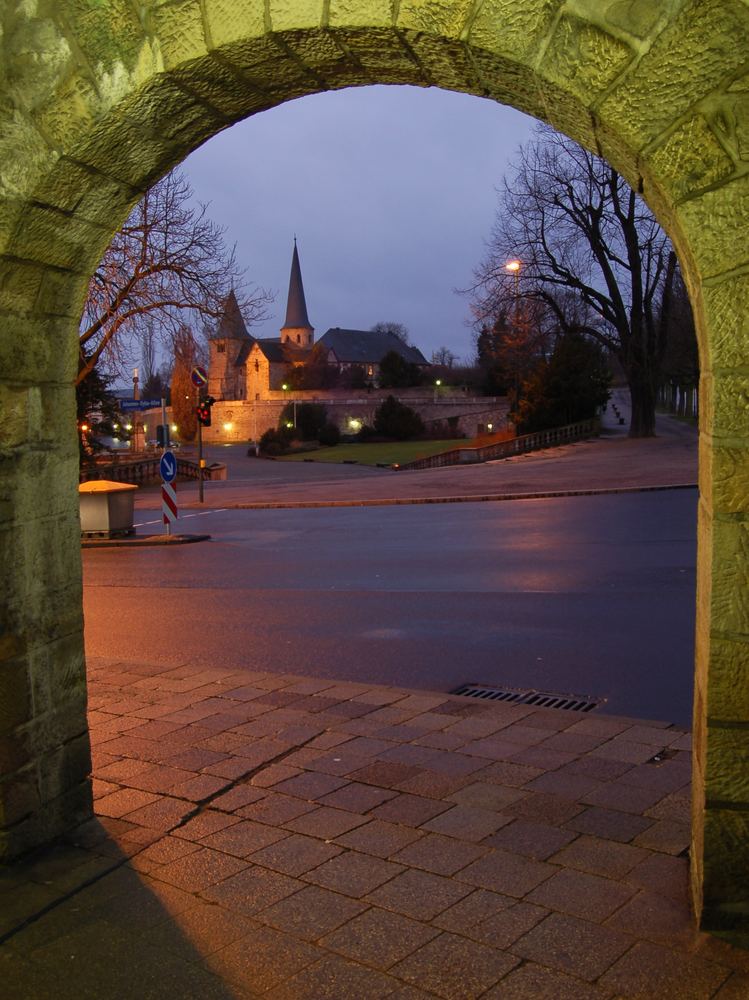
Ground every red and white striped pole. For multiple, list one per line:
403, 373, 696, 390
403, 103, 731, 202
162, 480, 178, 534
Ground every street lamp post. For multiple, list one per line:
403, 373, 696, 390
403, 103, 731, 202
282, 383, 296, 427
505, 259, 521, 323
505, 259, 523, 410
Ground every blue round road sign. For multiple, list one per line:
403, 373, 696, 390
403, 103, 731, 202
160, 450, 177, 483
191, 365, 208, 388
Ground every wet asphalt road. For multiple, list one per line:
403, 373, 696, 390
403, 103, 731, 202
83, 489, 697, 727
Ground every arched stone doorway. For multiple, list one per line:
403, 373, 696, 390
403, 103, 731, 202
1, 3, 747, 934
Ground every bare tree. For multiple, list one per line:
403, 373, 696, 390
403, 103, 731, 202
78, 170, 273, 385
469, 125, 684, 437
371, 321, 411, 346
431, 346, 458, 368
138, 316, 158, 387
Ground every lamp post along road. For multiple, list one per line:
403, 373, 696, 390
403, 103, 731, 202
505, 259, 521, 324
505, 259, 522, 410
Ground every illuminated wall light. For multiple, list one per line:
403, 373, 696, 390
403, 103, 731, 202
171, 424, 178, 432
348, 418, 362, 432
223, 422, 234, 432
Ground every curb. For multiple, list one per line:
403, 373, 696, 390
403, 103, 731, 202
176, 481, 698, 512
81, 533, 211, 549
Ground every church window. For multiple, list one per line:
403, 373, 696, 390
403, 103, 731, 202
217, 343, 226, 353
254, 360, 260, 372
296, 334, 300, 343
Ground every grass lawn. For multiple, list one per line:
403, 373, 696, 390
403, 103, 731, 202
279, 439, 465, 466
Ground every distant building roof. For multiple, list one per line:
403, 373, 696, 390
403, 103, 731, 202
253, 338, 310, 364
318, 328, 429, 366
211, 290, 253, 341
281, 240, 313, 332
235, 341, 252, 367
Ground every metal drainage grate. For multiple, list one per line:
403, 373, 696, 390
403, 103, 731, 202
451, 683, 602, 713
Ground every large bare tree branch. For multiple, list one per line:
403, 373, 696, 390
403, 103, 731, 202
78, 169, 274, 385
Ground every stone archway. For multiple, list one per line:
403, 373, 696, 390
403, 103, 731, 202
1, 3, 748, 933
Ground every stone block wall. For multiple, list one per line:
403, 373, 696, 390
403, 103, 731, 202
195, 393, 510, 444
1, 0, 749, 938
142, 393, 509, 444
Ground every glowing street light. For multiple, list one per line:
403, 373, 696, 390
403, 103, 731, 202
281, 383, 296, 427
505, 258, 522, 297
505, 258, 523, 329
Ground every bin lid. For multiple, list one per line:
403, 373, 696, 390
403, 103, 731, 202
79, 480, 139, 493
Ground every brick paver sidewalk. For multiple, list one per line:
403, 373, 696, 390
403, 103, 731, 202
2, 658, 747, 999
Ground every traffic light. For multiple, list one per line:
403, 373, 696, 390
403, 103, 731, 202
196, 397, 215, 427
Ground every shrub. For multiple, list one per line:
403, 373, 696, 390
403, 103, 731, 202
280, 402, 328, 441
260, 426, 292, 456
373, 396, 425, 440
318, 422, 341, 447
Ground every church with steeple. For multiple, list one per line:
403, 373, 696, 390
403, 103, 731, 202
207, 239, 429, 403
280, 238, 314, 347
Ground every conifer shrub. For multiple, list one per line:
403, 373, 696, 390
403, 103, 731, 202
373, 396, 424, 440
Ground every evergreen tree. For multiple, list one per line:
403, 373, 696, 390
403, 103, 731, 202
170, 327, 199, 441
374, 396, 424, 440
516, 333, 611, 433
76, 357, 127, 465
378, 350, 422, 388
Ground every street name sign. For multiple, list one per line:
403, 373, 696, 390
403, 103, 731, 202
120, 398, 161, 411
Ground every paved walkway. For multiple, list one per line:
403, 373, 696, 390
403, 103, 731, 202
5, 403, 732, 997
2, 659, 748, 999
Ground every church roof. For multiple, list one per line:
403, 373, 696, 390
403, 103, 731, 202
281, 240, 313, 331
212, 289, 253, 341
235, 341, 252, 367
318, 328, 429, 366
253, 338, 310, 363
255, 338, 286, 363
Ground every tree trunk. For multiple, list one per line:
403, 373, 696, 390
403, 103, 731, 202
628, 377, 657, 437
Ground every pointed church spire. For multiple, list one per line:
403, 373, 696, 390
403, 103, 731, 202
281, 239, 314, 346
215, 289, 252, 340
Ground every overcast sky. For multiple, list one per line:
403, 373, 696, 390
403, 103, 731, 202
181, 85, 536, 364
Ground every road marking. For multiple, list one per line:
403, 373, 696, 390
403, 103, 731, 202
134, 507, 226, 528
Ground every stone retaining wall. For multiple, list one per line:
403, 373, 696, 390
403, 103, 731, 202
141, 395, 511, 444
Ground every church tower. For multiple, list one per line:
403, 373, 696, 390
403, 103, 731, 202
208, 289, 254, 400
280, 239, 314, 347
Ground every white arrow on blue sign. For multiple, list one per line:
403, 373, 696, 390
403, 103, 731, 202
160, 451, 177, 483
